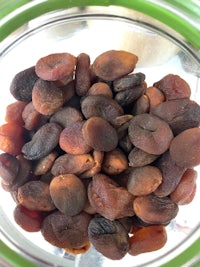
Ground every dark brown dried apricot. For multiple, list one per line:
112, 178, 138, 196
22, 122, 62, 160
154, 151, 186, 197
50, 106, 83, 128
50, 174, 87, 215
59, 121, 92, 154
81, 94, 124, 120
88, 217, 129, 260
14, 204, 45, 232
132, 94, 150, 115
6, 155, 32, 191
133, 194, 179, 224
128, 147, 158, 167
113, 72, 145, 92
114, 83, 145, 107
41, 210, 91, 249
119, 134, 133, 154
128, 113, 174, 155
18, 180, 55, 211
0, 153, 19, 184
92, 50, 138, 81
75, 53, 91, 96
82, 117, 118, 152
169, 128, 200, 168
129, 225, 167, 255
35, 53, 76, 81
10, 66, 38, 101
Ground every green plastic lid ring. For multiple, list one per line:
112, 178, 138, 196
0, 0, 200, 49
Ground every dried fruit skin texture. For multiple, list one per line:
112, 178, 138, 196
0, 49, 200, 260
169, 128, 200, 168
128, 113, 174, 155
92, 50, 138, 81
129, 225, 167, 255
50, 174, 87, 216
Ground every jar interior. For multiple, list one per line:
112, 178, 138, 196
0, 6, 200, 267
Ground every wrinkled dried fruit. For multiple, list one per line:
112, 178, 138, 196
92, 50, 138, 81
35, 53, 76, 81
114, 83, 145, 107
82, 117, 118, 152
22, 122, 62, 160
154, 151, 186, 197
32, 79, 64, 115
88, 217, 130, 260
170, 168, 197, 205
18, 180, 55, 211
129, 225, 167, 255
41, 210, 91, 249
153, 74, 191, 100
10, 66, 38, 101
0, 153, 19, 184
133, 194, 179, 224
0, 123, 24, 155
50, 106, 83, 128
151, 98, 200, 135
14, 204, 45, 232
128, 147, 158, 167
113, 72, 145, 92
59, 121, 91, 154
22, 101, 48, 130
75, 53, 91, 96
169, 128, 200, 168
81, 94, 124, 120
5, 101, 27, 126
102, 149, 128, 175
128, 114, 174, 155
33, 152, 58, 176
126, 166, 162, 196
88, 173, 135, 220
87, 82, 113, 97
50, 174, 87, 215
51, 153, 94, 176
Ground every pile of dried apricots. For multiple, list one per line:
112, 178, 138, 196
0, 50, 200, 259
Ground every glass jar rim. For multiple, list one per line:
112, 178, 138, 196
0, 0, 200, 49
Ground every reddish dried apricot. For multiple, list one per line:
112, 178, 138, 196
92, 50, 138, 81
129, 225, 167, 255
82, 117, 118, 152
153, 74, 191, 100
169, 127, 200, 168
35, 53, 76, 81
59, 121, 92, 154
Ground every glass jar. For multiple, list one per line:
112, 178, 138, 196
0, 1, 200, 267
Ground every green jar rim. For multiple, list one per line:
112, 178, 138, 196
0, 0, 200, 49
0, 0, 200, 266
